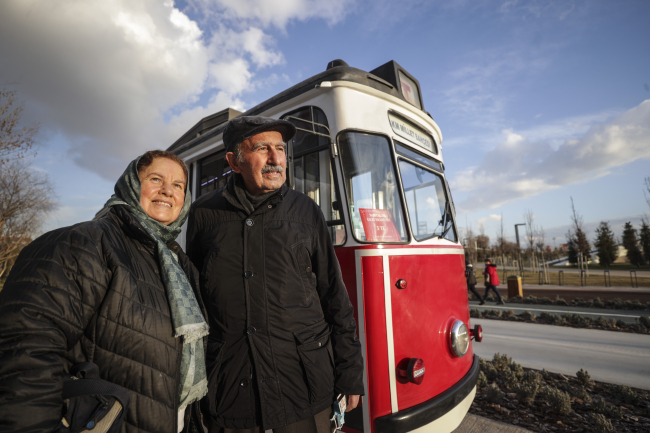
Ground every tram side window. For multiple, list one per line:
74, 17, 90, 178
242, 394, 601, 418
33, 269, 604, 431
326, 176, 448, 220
338, 132, 408, 243
398, 159, 457, 242
282, 107, 346, 246
198, 152, 233, 198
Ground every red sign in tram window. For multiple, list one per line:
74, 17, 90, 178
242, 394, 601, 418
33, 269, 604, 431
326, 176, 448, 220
359, 208, 401, 242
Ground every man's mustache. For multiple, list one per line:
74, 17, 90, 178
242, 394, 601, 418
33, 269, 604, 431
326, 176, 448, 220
261, 165, 284, 173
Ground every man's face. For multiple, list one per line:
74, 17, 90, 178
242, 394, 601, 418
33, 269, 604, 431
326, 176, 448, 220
226, 130, 287, 195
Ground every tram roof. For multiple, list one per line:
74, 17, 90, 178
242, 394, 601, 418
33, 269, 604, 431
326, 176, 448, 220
168, 60, 429, 156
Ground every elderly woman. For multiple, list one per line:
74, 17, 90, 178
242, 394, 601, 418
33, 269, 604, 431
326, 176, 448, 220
0, 150, 208, 433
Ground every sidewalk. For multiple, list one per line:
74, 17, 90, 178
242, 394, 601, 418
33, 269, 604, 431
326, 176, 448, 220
490, 283, 650, 302
453, 414, 532, 433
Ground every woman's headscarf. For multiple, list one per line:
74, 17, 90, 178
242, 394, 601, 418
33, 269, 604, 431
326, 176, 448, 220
105, 155, 208, 412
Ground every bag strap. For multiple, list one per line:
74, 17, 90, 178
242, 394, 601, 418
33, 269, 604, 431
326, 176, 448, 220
62, 376, 131, 412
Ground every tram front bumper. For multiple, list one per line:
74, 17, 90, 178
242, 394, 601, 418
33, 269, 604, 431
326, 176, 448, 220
374, 354, 480, 433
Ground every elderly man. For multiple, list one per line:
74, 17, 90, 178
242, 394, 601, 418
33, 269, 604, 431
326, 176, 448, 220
186, 116, 364, 433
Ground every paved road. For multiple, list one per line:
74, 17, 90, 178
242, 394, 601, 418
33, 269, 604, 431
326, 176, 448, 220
471, 319, 650, 390
469, 300, 647, 323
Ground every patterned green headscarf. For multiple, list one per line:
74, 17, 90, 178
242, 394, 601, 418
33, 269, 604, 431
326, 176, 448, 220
105, 155, 209, 412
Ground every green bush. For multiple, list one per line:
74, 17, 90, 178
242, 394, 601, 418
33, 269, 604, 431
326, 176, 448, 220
509, 362, 524, 381
595, 397, 622, 419
544, 387, 571, 415
485, 309, 501, 318
576, 386, 592, 403
616, 319, 625, 328
539, 297, 552, 305
539, 312, 560, 324
470, 308, 482, 318
523, 370, 542, 385
541, 369, 551, 380
576, 369, 593, 388
503, 369, 518, 388
629, 300, 644, 310
555, 297, 568, 306
502, 309, 515, 319
492, 353, 512, 371
614, 385, 637, 404
596, 316, 609, 328
592, 297, 605, 308
485, 383, 504, 403
477, 371, 488, 388
484, 363, 498, 381
590, 413, 615, 433
523, 296, 537, 304
520, 310, 536, 321
639, 315, 650, 327
515, 382, 539, 404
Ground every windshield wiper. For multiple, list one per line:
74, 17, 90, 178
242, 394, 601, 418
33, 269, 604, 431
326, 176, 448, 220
438, 200, 453, 240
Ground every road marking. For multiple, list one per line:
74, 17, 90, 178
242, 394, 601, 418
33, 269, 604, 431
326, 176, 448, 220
471, 305, 642, 318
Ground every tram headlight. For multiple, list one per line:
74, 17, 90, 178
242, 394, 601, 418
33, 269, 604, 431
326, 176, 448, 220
449, 320, 470, 357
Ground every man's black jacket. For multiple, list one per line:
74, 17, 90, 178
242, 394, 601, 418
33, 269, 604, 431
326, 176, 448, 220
187, 184, 364, 430
0, 206, 206, 433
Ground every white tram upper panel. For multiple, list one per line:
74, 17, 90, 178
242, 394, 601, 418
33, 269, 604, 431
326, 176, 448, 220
169, 60, 457, 248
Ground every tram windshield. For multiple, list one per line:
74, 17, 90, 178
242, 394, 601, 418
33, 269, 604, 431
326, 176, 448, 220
338, 132, 408, 243
398, 158, 457, 242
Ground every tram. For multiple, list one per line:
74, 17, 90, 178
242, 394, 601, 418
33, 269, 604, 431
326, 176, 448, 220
168, 59, 482, 433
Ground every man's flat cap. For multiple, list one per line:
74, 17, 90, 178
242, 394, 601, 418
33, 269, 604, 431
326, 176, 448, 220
223, 116, 296, 152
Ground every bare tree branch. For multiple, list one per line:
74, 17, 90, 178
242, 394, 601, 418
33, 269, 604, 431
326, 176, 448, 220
0, 86, 39, 164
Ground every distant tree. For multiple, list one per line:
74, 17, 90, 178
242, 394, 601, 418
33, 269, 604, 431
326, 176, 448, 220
622, 222, 645, 267
639, 218, 650, 262
566, 198, 590, 264
0, 88, 55, 282
463, 226, 477, 264
566, 236, 578, 264
495, 214, 507, 256
1, 87, 38, 163
594, 221, 618, 267
535, 225, 546, 252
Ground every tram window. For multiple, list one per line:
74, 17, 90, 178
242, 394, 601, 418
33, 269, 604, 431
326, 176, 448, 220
398, 159, 457, 242
198, 152, 233, 197
395, 141, 443, 172
283, 107, 345, 245
338, 132, 408, 243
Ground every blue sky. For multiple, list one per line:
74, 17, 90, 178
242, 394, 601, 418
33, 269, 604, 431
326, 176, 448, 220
1, 0, 649, 246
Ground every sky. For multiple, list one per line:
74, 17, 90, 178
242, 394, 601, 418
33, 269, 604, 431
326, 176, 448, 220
1, 0, 649, 247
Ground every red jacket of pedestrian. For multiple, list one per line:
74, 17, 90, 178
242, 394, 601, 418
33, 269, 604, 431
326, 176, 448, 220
483, 264, 500, 286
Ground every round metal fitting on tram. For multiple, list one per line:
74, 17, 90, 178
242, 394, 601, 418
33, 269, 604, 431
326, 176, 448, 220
470, 324, 483, 342
406, 358, 425, 385
244, 270, 254, 279
449, 320, 470, 357
245, 219, 254, 227
395, 279, 407, 289
246, 326, 256, 336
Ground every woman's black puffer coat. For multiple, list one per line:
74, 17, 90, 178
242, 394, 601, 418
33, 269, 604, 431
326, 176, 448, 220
0, 206, 206, 433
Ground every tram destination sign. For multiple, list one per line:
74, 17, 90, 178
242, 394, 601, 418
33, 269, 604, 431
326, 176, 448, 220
388, 112, 436, 154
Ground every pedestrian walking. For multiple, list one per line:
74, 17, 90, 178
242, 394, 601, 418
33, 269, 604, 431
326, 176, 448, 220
465, 262, 484, 304
483, 258, 505, 305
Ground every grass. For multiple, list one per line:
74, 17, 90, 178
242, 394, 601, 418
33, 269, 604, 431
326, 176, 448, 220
494, 270, 650, 288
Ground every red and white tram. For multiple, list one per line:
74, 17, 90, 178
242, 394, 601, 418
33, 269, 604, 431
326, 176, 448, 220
169, 59, 481, 433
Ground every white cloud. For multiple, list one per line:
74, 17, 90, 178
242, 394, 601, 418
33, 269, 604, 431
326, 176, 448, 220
0, 0, 353, 181
186, 0, 352, 30
451, 99, 650, 212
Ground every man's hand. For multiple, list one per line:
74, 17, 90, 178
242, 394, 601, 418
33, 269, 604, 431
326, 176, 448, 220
346, 395, 360, 412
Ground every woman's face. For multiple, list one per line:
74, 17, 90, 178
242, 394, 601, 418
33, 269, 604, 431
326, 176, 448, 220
138, 157, 186, 225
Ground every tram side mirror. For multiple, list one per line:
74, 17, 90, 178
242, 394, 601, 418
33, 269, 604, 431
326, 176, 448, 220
332, 200, 340, 211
